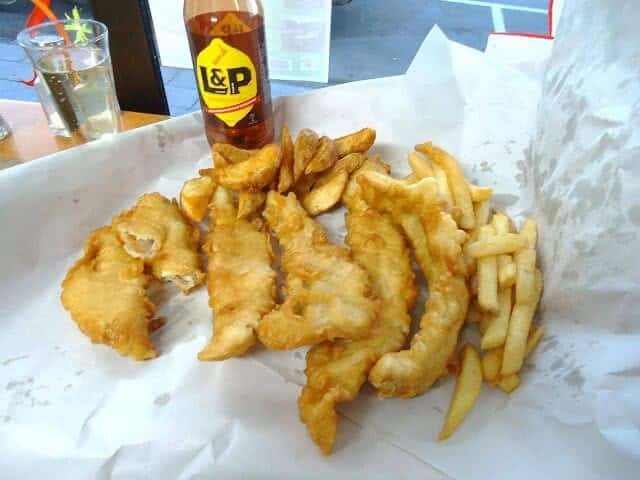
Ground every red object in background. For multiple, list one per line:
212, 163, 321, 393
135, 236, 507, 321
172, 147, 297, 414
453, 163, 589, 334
19, 0, 53, 86
491, 0, 555, 40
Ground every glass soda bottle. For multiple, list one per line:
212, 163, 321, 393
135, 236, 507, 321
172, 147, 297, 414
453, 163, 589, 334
184, 0, 274, 149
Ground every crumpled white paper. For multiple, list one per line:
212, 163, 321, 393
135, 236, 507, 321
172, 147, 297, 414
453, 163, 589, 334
1, 2, 638, 477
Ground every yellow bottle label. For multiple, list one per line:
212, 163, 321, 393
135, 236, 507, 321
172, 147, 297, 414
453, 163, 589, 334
196, 37, 258, 127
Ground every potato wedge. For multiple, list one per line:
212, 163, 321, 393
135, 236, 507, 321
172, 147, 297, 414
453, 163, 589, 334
305, 136, 338, 175
315, 152, 367, 189
417, 142, 474, 229
214, 144, 281, 191
277, 123, 295, 193
293, 129, 320, 182
213, 143, 256, 164
180, 176, 216, 223
439, 344, 483, 440
238, 190, 266, 219
213, 151, 230, 168
334, 127, 376, 158
302, 170, 349, 216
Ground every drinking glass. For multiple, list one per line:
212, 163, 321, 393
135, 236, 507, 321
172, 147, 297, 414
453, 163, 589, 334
18, 20, 122, 140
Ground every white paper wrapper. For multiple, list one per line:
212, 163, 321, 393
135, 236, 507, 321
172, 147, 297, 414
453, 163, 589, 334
1, 3, 638, 477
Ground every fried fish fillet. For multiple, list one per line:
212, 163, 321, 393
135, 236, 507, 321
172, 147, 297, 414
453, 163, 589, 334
299, 161, 416, 454
113, 193, 205, 293
359, 173, 470, 398
61, 226, 157, 360
256, 191, 378, 350
198, 187, 277, 360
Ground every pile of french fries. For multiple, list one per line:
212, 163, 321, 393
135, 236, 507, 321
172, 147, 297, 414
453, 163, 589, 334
407, 143, 544, 440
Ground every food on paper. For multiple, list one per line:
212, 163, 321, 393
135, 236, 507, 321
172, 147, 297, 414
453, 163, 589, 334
333, 127, 376, 158
59, 125, 546, 450
113, 193, 205, 293
359, 173, 470, 398
293, 128, 320, 182
416, 142, 475, 229
256, 191, 378, 350
301, 169, 348, 216
237, 190, 267, 219
199, 187, 276, 361
277, 123, 295, 193
180, 175, 217, 223
476, 225, 499, 313
299, 160, 416, 454
305, 136, 337, 175
61, 227, 158, 360
438, 344, 482, 440
213, 143, 281, 190
213, 143, 257, 164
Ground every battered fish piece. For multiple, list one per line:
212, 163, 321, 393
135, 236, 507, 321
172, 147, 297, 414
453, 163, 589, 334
359, 173, 470, 398
199, 187, 277, 360
113, 193, 205, 293
257, 192, 378, 350
299, 161, 416, 454
61, 227, 157, 360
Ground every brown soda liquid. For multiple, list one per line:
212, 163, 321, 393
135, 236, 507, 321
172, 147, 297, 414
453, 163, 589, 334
186, 11, 274, 149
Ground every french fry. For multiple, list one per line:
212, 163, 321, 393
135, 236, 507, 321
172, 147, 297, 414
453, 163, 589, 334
334, 127, 376, 158
468, 184, 493, 203
302, 170, 349, 216
465, 233, 527, 258
294, 129, 320, 182
525, 325, 544, 356
481, 347, 503, 383
501, 269, 543, 376
496, 374, 521, 393
213, 143, 256, 164
214, 144, 282, 191
431, 162, 454, 208
439, 344, 482, 440
498, 255, 516, 289
481, 287, 512, 350
408, 151, 434, 178
305, 136, 338, 175
477, 225, 498, 313
470, 199, 491, 241
237, 190, 266, 219
514, 248, 537, 304
277, 123, 294, 193
416, 142, 475, 230
492, 213, 517, 289
466, 199, 491, 275
180, 176, 216, 223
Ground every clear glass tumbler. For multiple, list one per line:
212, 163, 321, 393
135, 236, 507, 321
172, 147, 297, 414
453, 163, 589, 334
17, 20, 122, 140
